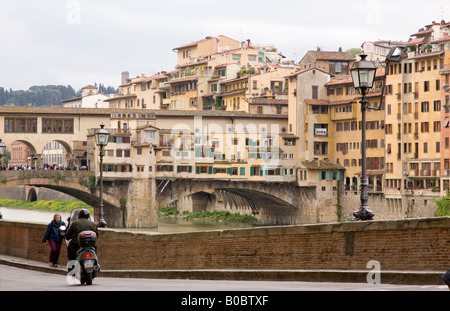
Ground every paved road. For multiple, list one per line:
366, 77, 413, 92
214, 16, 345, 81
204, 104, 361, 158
1, 264, 447, 292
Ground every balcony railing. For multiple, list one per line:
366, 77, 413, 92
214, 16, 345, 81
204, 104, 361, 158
440, 64, 450, 75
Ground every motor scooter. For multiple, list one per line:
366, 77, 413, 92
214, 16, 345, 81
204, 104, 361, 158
75, 230, 100, 285
65, 208, 100, 285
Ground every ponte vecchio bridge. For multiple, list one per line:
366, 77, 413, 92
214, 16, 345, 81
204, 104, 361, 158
0, 106, 340, 227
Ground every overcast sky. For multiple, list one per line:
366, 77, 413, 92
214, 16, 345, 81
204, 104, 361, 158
0, 0, 448, 91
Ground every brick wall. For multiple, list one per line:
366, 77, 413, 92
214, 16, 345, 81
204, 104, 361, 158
0, 218, 448, 271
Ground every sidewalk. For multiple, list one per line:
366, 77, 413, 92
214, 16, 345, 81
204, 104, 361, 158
0, 254, 446, 286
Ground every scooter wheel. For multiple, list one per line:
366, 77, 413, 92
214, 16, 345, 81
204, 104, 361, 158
85, 273, 93, 285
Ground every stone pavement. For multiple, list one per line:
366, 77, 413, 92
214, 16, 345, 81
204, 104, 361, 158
0, 254, 446, 286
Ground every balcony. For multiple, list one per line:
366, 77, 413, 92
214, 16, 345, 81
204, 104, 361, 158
440, 64, 450, 75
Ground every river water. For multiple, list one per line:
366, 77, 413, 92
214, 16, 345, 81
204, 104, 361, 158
0, 207, 262, 234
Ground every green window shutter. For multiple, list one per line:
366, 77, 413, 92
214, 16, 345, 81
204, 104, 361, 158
177, 166, 181, 173
208, 166, 213, 174
319, 171, 323, 181
250, 168, 254, 176
326, 171, 330, 180
227, 167, 233, 175
260, 168, 264, 176
196, 166, 200, 174
213, 168, 217, 174
188, 166, 192, 173
240, 167, 245, 176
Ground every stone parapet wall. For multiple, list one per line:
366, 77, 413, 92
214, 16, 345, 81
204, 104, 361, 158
0, 217, 448, 271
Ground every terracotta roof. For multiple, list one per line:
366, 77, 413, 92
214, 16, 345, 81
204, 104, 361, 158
410, 29, 433, 37
0, 106, 287, 120
166, 76, 199, 84
284, 67, 330, 78
137, 124, 160, 131
220, 89, 247, 97
301, 161, 345, 170
304, 51, 355, 61
61, 96, 83, 103
431, 36, 450, 44
246, 98, 288, 105
104, 94, 137, 102
409, 51, 444, 60
304, 98, 361, 106
140, 73, 169, 83
82, 85, 97, 89
215, 63, 237, 69
173, 37, 215, 51
219, 76, 251, 84
408, 38, 425, 46
325, 70, 385, 86
178, 59, 211, 68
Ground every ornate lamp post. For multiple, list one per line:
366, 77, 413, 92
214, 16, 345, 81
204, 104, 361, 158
0, 139, 6, 219
94, 124, 110, 227
350, 54, 377, 221
0, 139, 6, 164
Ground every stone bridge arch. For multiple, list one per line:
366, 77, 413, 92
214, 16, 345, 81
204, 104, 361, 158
156, 179, 314, 225
0, 171, 125, 227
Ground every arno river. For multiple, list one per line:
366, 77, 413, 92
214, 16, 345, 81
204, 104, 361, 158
0, 207, 261, 234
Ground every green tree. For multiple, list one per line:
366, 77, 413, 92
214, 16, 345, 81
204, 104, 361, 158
433, 192, 450, 216
346, 48, 363, 57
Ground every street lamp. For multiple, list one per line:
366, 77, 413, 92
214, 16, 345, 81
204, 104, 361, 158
350, 54, 377, 221
0, 139, 6, 219
0, 139, 6, 163
94, 124, 110, 227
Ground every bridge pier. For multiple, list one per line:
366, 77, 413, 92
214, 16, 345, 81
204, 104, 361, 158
123, 178, 157, 228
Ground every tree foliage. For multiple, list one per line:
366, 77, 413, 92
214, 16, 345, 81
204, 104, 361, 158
0, 84, 118, 107
434, 192, 450, 217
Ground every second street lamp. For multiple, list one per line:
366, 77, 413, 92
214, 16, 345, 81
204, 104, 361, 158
350, 54, 377, 221
94, 124, 110, 227
0, 138, 6, 219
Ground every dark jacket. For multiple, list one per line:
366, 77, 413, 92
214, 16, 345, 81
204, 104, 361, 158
65, 218, 99, 252
42, 220, 66, 243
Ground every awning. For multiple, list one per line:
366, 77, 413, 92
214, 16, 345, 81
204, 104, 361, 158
408, 38, 424, 46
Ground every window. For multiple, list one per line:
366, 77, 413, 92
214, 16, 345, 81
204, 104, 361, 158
232, 54, 241, 61
248, 55, 256, 61
424, 81, 429, 92
421, 122, 429, 133
144, 131, 156, 139
42, 119, 74, 134
258, 52, 264, 62
312, 86, 318, 99
434, 100, 441, 111
4, 118, 37, 133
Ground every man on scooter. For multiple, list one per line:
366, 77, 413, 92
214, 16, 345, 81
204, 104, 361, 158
65, 209, 99, 261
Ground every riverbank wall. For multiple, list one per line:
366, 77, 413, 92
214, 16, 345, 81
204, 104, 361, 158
0, 218, 448, 273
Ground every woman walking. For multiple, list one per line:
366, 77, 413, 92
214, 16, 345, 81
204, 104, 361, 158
42, 214, 66, 267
